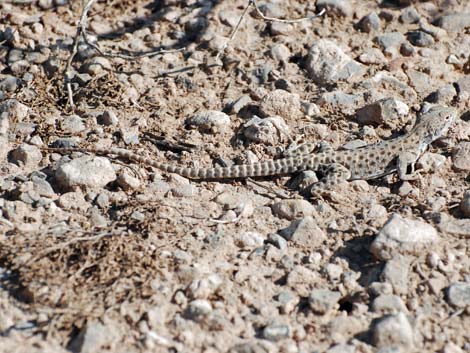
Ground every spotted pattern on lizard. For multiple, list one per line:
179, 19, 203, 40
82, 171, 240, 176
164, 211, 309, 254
42, 105, 457, 194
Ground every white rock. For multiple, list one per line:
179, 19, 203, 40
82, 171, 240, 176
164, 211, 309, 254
186, 110, 230, 133
259, 89, 302, 119
271, 199, 317, 220
243, 115, 289, 145
55, 155, 117, 189
372, 312, 414, 349
236, 231, 265, 248
0, 99, 29, 122
446, 282, 470, 308
278, 216, 326, 247
10, 144, 42, 168
370, 213, 439, 261
308, 289, 341, 314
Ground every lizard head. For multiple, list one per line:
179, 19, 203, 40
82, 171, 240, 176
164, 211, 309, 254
416, 105, 457, 145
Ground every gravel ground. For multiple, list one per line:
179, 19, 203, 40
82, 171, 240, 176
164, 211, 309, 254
1, 0, 470, 352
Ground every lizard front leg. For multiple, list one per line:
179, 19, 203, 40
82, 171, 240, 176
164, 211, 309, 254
397, 151, 421, 181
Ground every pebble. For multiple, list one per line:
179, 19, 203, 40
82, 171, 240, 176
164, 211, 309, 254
58, 191, 90, 211
130, 210, 145, 222
306, 39, 364, 85
400, 42, 416, 56
82, 56, 112, 75
437, 13, 470, 32
446, 282, 470, 308
243, 116, 289, 145
50, 137, 80, 148
229, 95, 251, 115
278, 216, 326, 248
185, 299, 212, 321
269, 22, 292, 36
316, 0, 353, 17
276, 291, 299, 314
0, 99, 29, 121
427, 84, 457, 104
356, 98, 409, 126
268, 233, 288, 251
259, 89, 302, 120
55, 155, 117, 189
271, 199, 317, 220
374, 32, 406, 51
460, 191, 470, 218
43, 58, 60, 77
99, 110, 119, 126
416, 152, 446, 173
381, 255, 410, 295
371, 295, 408, 314
120, 126, 139, 145
262, 324, 290, 342
60, 115, 86, 133
69, 320, 122, 353
186, 110, 230, 134
452, 142, 470, 171
235, 231, 264, 248
357, 12, 381, 33
0, 76, 19, 92
400, 7, 420, 23
368, 282, 393, 297
186, 274, 222, 300
372, 312, 414, 349
270, 44, 290, 63
437, 213, 470, 237
308, 289, 341, 314
116, 171, 141, 191
326, 344, 355, 353
407, 31, 434, 47
0, 111, 9, 136
318, 91, 362, 115
358, 48, 387, 65
370, 213, 439, 261
10, 144, 42, 168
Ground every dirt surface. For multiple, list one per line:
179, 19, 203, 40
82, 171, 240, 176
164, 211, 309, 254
1, 0, 470, 352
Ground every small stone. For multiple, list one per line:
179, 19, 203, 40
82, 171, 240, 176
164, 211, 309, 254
271, 199, 317, 220
236, 232, 264, 248
269, 22, 292, 36
185, 299, 212, 321
427, 84, 457, 104
381, 256, 410, 295
89, 207, 108, 227
437, 213, 470, 237
325, 263, 343, 281
38, 0, 53, 9
417, 152, 446, 173
218, 10, 239, 27
328, 316, 363, 344
316, 0, 353, 17
372, 312, 414, 349
318, 91, 362, 115
186, 274, 223, 300
229, 95, 251, 114
371, 295, 408, 314
446, 282, 470, 308
368, 282, 393, 297
460, 191, 470, 218
452, 142, 470, 171
456, 76, 470, 95
82, 56, 112, 75
400, 7, 420, 24
278, 216, 326, 248
358, 48, 387, 65
131, 210, 145, 221
374, 32, 406, 50
259, 89, 302, 120
270, 44, 290, 63
356, 98, 409, 126
58, 191, 89, 211
357, 12, 381, 33
442, 342, 465, 353
51, 137, 80, 148
268, 233, 287, 251
0, 99, 29, 121
276, 291, 299, 314
400, 42, 416, 56
116, 171, 141, 191
262, 324, 290, 342
243, 116, 289, 145
326, 344, 355, 353
69, 320, 123, 353
60, 115, 86, 133
370, 213, 439, 261
437, 13, 470, 32
186, 110, 230, 133
407, 31, 434, 47
308, 289, 341, 314
95, 192, 109, 208
10, 144, 42, 168
99, 110, 119, 126
55, 155, 117, 189
0, 76, 19, 92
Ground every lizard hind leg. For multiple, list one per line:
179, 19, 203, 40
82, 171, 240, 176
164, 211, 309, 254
308, 163, 351, 197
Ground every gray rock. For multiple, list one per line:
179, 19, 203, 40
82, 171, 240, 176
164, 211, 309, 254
68, 319, 123, 353
356, 98, 409, 126
262, 324, 290, 341
96, 192, 109, 208
10, 144, 42, 168
0, 112, 9, 135
116, 171, 141, 191
306, 39, 364, 85
447, 282, 470, 308
316, 0, 352, 17
436, 213, 470, 237
319, 91, 362, 114
372, 312, 414, 349
427, 84, 457, 104
456, 76, 470, 95
185, 299, 212, 320
460, 191, 470, 218
229, 95, 251, 114
51, 137, 80, 148
370, 214, 439, 261
99, 110, 119, 126
326, 344, 355, 353
381, 255, 410, 295
268, 233, 287, 251
271, 199, 317, 220
400, 7, 420, 24
0, 75, 19, 92
437, 13, 470, 32
43, 58, 61, 78
400, 42, 416, 56
270, 43, 290, 63
58, 191, 90, 211
60, 115, 85, 133
235, 232, 264, 248
368, 282, 393, 297
278, 216, 327, 247
243, 116, 289, 145
371, 295, 408, 314
186, 110, 230, 133
406, 69, 433, 95
453, 142, 470, 171
55, 155, 117, 189
407, 31, 434, 47
358, 48, 387, 65
0, 135, 10, 162
120, 126, 139, 145
416, 152, 446, 173
0, 99, 29, 122
276, 291, 299, 314
374, 32, 406, 50
130, 210, 145, 221
259, 89, 302, 119
308, 289, 341, 314
357, 12, 380, 33
81, 56, 112, 75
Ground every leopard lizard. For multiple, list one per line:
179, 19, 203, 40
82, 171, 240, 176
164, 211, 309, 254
42, 105, 457, 194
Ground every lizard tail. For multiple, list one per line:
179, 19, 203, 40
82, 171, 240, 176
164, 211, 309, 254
42, 147, 308, 179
